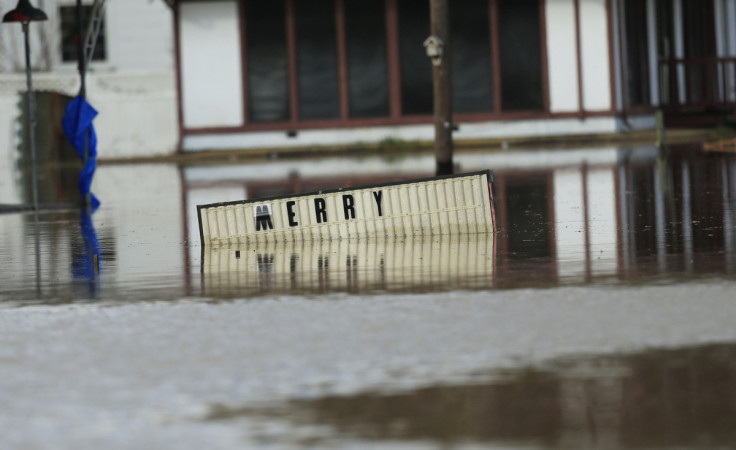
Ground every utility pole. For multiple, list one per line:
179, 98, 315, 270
426, 0, 453, 176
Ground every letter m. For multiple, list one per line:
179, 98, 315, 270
254, 204, 274, 231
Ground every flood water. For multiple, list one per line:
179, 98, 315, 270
2, 144, 736, 448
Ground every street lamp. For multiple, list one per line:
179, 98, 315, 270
4, 0, 48, 293
3, 0, 48, 217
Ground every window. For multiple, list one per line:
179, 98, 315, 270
397, 0, 433, 115
245, 1, 290, 123
345, 0, 390, 118
60, 5, 106, 63
295, 0, 340, 120
233, 0, 547, 129
451, 0, 494, 113
497, 0, 544, 111
623, 0, 651, 107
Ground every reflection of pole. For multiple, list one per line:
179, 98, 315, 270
23, 22, 41, 293
429, 0, 453, 176
23, 23, 39, 222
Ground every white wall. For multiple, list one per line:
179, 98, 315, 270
0, 0, 174, 72
0, 71, 178, 158
179, 1, 243, 129
182, 115, 658, 152
105, 0, 174, 71
579, 0, 612, 110
546, 0, 580, 113
545, 0, 612, 113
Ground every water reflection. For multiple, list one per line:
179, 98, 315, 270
492, 147, 736, 286
189, 145, 736, 294
2, 144, 736, 300
202, 234, 495, 296
71, 209, 102, 296
206, 343, 736, 448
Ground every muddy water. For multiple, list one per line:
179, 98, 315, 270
1, 144, 736, 448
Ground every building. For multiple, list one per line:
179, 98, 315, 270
2, 0, 734, 159
174, 0, 736, 152
0, 0, 177, 159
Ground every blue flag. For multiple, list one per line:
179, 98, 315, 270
62, 96, 100, 211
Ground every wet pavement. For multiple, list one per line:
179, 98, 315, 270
1, 144, 736, 448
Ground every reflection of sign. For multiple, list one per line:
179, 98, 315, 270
198, 170, 495, 245
202, 234, 495, 295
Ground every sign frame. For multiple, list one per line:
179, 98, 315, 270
197, 169, 496, 247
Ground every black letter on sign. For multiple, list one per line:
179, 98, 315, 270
286, 201, 298, 227
372, 191, 383, 216
342, 194, 355, 220
314, 198, 327, 223
255, 205, 274, 231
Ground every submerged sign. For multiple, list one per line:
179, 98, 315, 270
197, 170, 495, 245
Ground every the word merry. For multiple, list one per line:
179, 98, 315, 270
255, 191, 384, 231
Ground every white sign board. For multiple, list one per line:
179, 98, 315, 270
197, 170, 495, 245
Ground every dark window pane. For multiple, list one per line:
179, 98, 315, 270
656, 0, 675, 105
60, 6, 106, 63
451, 0, 493, 113
295, 0, 340, 120
497, 0, 543, 111
624, 0, 650, 106
681, 0, 716, 104
398, 0, 433, 115
682, 0, 715, 58
345, 0, 389, 118
246, 1, 290, 123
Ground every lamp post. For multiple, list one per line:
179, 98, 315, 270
3, 0, 48, 293
426, 0, 453, 176
3, 0, 48, 217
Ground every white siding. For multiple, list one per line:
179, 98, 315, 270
179, 1, 243, 129
580, 0, 612, 111
546, 0, 580, 113
0, 0, 174, 71
0, 71, 178, 157
105, 0, 174, 70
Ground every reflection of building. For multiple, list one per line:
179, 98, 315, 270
174, 0, 736, 152
493, 147, 736, 285
1, 164, 185, 299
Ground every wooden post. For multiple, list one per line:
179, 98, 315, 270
429, 0, 453, 176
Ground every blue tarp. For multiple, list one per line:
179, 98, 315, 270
62, 96, 100, 211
